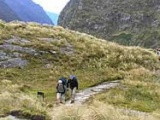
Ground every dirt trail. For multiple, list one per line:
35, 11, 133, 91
66, 80, 120, 105
50, 80, 120, 119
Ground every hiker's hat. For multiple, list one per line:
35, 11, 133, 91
70, 75, 75, 79
69, 75, 73, 79
58, 80, 62, 83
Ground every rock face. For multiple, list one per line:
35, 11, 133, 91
58, 0, 160, 48
0, 0, 53, 25
0, 36, 38, 68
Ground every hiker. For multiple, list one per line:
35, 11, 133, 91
56, 78, 67, 104
67, 75, 78, 103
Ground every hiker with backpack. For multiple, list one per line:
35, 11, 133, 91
67, 75, 78, 103
56, 77, 67, 104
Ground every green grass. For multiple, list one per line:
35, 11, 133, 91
90, 68, 160, 114
110, 32, 133, 45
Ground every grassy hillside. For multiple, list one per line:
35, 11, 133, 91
0, 20, 160, 119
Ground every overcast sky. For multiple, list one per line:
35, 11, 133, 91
32, 0, 70, 14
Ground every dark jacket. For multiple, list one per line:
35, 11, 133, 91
67, 78, 78, 90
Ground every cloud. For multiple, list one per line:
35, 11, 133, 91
33, 0, 69, 14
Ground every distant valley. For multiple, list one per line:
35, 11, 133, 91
47, 12, 59, 25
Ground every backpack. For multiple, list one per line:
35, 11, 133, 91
59, 77, 67, 86
57, 82, 65, 93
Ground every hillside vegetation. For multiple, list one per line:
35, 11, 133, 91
0, 20, 160, 119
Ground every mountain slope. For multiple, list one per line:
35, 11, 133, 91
0, 0, 20, 22
58, 0, 160, 48
1, 0, 53, 25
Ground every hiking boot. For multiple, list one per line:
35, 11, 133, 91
71, 100, 74, 104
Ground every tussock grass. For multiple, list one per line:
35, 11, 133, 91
0, 20, 160, 119
51, 101, 159, 120
0, 90, 48, 118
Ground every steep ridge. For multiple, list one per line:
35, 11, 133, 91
0, 0, 53, 25
0, 0, 20, 22
5, 0, 53, 25
58, 0, 160, 48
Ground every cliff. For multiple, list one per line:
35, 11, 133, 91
58, 0, 160, 48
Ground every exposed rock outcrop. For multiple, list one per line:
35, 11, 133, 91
0, 58, 27, 68
0, 36, 38, 68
